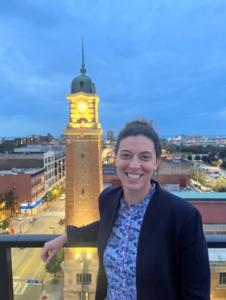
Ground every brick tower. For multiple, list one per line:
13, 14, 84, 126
62, 38, 102, 300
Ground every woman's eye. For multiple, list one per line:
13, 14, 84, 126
121, 154, 130, 158
141, 155, 151, 160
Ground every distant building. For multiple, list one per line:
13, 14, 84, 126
102, 159, 191, 187
14, 134, 55, 147
107, 130, 114, 141
0, 167, 45, 215
0, 145, 66, 191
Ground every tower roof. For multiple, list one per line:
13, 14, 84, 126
71, 37, 96, 94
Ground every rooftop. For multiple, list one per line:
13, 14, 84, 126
0, 167, 45, 176
172, 192, 226, 200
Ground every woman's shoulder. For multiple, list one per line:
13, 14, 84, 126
98, 186, 122, 209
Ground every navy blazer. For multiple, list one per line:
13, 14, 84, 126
67, 181, 210, 300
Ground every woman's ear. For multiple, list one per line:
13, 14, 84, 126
155, 157, 161, 170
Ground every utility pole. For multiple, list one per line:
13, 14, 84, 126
19, 217, 22, 234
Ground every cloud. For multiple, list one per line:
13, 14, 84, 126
0, 0, 226, 137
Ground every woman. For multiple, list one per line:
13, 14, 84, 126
41, 120, 210, 300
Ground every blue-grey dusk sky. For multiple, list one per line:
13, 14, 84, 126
1, 0, 226, 138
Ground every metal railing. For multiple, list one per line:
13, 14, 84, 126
0, 234, 226, 300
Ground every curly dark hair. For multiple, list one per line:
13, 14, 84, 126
115, 119, 162, 158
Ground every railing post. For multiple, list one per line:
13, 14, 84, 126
0, 247, 14, 300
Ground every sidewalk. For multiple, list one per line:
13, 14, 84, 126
42, 277, 64, 300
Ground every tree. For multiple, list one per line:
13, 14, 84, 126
188, 145, 199, 153
1, 191, 18, 215
206, 145, 218, 157
214, 178, 226, 192
221, 160, 226, 168
219, 149, 226, 159
0, 193, 4, 208
45, 248, 64, 277
187, 155, 192, 160
0, 220, 10, 230
164, 147, 174, 154
197, 173, 206, 185
190, 165, 196, 179
202, 156, 211, 164
195, 155, 200, 160
210, 157, 218, 166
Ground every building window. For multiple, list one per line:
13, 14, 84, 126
82, 189, 84, 195
76, 274, 91, 284
13, 183, 16, 190
81, 153, 84, 158
219, 273, 226, 285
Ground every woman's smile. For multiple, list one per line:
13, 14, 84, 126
115, 135, 161, 204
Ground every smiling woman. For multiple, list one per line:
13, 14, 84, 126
41, 119, 210, 300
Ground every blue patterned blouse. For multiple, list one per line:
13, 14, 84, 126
103, 184, 156, 300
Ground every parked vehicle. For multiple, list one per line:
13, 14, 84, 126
59, 219, 65, 225
60, 194, 65, 200
210, 174, 217, 177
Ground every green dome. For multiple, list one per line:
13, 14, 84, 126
71, 37, 96, 94
71, 74, 96, 94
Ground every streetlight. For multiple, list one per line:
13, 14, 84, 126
19, 217, 22, 234
46, 196, 49, 209
50, 227, 55, 234
54, 190, 57, 201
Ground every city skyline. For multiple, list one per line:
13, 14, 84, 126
1, 0, 226, 137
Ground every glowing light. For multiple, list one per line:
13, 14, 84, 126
77, 102, 87, 113
87, 253, 91, 259
75, 253, 80, 259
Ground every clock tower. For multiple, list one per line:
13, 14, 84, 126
62, 39, 102, 300
64, 39, 103, 230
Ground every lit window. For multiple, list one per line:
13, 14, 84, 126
13, 183, 16, 190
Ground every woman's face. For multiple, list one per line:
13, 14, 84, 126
115, 135, 161, 195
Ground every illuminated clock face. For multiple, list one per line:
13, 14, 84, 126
77, 102, 88, 114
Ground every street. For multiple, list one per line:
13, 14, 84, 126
11, 196, 65, 300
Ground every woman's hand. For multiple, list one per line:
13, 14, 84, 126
40, 233, 68, 263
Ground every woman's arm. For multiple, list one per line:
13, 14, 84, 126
41, 233, 68, 263
41, 221, 100, 263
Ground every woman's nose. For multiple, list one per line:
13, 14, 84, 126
129, 157, 140, 169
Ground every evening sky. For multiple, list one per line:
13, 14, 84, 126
0, 0, 226, 138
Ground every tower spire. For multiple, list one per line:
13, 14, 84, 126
80, 36, 86, 75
